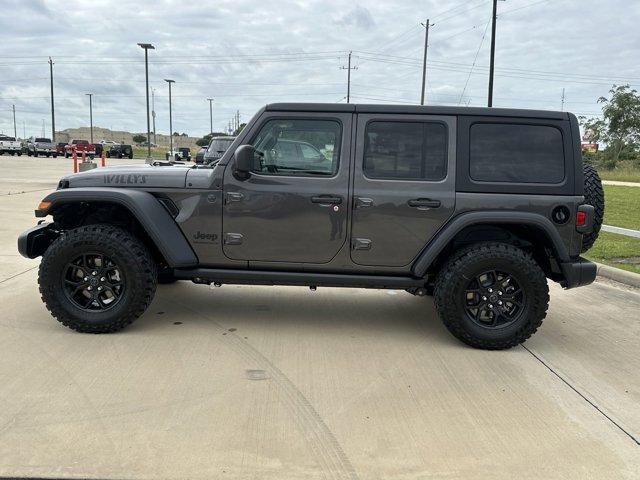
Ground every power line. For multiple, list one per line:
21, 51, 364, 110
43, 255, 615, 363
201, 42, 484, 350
459, 20, 491, 104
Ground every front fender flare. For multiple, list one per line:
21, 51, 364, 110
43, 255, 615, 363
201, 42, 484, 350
411, 211, 570, 277
38, 187, 198, 268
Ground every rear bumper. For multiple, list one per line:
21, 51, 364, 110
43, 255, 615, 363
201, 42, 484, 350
17, 222, 58, 259
560, 257, 597, 289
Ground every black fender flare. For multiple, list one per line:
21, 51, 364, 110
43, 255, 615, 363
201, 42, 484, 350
411, 211, 570, 277
37, 187, 198, 268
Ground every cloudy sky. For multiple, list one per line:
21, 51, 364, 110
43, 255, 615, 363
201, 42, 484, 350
1, 0, 639, 139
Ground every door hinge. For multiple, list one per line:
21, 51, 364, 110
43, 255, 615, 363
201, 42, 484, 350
352, 238, 372, 251
224, 233, 244, 245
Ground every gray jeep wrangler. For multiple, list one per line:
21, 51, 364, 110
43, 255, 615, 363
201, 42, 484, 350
18, 103, 604, 350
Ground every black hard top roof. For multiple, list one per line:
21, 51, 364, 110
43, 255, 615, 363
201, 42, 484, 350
265, 103, 569, 120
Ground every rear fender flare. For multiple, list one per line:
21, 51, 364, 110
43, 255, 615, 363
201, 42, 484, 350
39, 187, 198, 268
411, 211, 570, 277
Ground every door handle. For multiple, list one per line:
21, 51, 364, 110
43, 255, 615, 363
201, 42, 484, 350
311, 195, 342, 205
355, 197, 374, 208
225, 191, 244, 203
407, 198, 441, 209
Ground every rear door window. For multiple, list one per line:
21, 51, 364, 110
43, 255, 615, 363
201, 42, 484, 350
363, 121, 447, 181
469, 123, 564, 183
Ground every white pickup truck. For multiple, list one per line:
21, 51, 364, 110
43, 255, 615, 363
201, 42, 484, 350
0, 135, 22, 156
27, 137, 57, 157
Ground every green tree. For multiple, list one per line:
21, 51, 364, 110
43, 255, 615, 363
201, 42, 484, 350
581, 85, 640, 168
132, 134, 146, 143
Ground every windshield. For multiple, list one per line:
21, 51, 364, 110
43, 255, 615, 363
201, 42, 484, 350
206, 138, 234, 158
35, 138, 51, 143
3, 137, 16, 141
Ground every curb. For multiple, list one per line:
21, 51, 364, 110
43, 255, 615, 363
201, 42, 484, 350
596, 262, 640, 288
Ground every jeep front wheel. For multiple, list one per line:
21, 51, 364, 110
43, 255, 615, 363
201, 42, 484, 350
434, 243, 549, 350
38, 224, 157, 333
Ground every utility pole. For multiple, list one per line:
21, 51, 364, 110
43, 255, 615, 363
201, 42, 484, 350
48, 57, 55, 141
420, 19, 433, 105
236, 110, 240, 133
151, 87, 157, 146
487, 0, 498, 107
85, 93, 93, 143
340, 51, 357, 103
137, 43, 155, 160
41, 119, 45, 138
12, 105, 17, 140
165, 79, 175, 156
561, 88, 565, 111
207, 98, 214, 135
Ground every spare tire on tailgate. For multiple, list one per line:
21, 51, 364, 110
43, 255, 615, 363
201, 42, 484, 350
581, 163, 605, 252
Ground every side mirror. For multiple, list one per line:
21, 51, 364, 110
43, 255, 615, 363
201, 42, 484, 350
234, 144, 258, 178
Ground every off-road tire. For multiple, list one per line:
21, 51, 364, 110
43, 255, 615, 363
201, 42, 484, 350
581, 163, 604, 252
434, 242, 549, 350
38, 224, 157, 333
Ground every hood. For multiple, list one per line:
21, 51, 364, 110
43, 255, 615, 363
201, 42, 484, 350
63, 163, 191, 189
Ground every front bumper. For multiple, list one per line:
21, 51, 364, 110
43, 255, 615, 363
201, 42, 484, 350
17, 222, 58, 259
560, 257, 597, 289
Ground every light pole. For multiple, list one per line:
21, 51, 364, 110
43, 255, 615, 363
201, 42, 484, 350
137, 42, 155, 160
151, 87, 157, 146
85, 93, 93, 143
165, 79, 175, 159
488, 0, 498, 107
207, 98, 213, 135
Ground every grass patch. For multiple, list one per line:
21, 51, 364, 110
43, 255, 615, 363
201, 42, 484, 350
603, 185, 640, 231
584, 231, 640, 275
597, 162, 640, 183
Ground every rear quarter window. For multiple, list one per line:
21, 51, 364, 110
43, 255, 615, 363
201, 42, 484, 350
469, 123, 564, 184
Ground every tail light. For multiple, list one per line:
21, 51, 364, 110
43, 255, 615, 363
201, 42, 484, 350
576, 205, 594, 234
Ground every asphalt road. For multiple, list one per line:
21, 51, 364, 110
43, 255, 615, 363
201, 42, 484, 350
1, 156, 639, 479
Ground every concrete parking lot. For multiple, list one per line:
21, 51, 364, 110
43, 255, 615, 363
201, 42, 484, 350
0, 155, 638, 479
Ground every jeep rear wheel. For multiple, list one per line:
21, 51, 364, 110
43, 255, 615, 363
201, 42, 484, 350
38, 224, 157, 333
434, 243, 549, 350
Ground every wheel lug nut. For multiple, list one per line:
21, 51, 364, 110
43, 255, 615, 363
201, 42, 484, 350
482, 296, 487, 301
100, 277, 105, 282
92, 271, 97, 276
498, 300, 502, 305
498, 291, 502, 295
488, 288, 493, 293
83, 276, 88, 281
488, 304, 493, 309
97, 286, 102, 291
87, 286, 92, 291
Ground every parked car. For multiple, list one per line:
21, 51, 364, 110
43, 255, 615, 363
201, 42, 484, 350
64, 139, 96, 158
18, 103, 604, 350
203, 136, 235, 163
94, 143, 103, 157
195, 147, 207, 164
100, 140, 119, 146
165, 147, 191, 162
56, 143, 68, 156
0, 135, 22, 156
27, 137, 56, 157
106, 144, 133, 159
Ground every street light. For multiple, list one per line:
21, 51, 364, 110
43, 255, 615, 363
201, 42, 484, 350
207, 98, 214, 135
137, 42, 155, 161
85, 93, 93, 143
165, 79, 175, 159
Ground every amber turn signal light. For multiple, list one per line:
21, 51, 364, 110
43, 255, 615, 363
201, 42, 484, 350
37, 200, 51, 212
